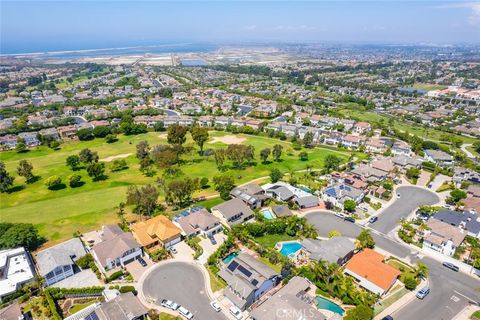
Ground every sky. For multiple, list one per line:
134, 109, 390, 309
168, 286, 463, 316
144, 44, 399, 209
1, 0, 480, 54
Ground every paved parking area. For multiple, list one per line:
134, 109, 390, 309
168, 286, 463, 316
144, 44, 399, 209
142, 262, 227, 320
50, 269, 101, 288
125, 256, 153, 280
171, 241, 195, 261
198, 233, 226, 264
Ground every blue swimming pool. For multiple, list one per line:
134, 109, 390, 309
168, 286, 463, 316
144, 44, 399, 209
222, 252, 239, 264
278, 242, 302, 257
260, 209, 274, 220
315, 296, 344, 315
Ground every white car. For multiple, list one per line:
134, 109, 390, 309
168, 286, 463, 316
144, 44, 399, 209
210, 301, 221, 312
229, 306, 243, 320
334, 212, 346, 219
161, 299, 179, 310
178, 306, 194, 319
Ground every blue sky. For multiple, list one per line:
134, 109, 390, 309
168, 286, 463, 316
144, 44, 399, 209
1, 1, 479, 53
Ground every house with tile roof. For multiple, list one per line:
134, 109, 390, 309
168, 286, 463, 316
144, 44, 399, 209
344, 249, 400, 296
175, 208, 223, 237
423, 219, 466, 256
131, 215, 182, 249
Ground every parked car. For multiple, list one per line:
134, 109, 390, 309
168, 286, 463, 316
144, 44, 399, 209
369, 216, 378, 224
381, 316, 393, 320
442, 262, 459, 272
334, 212, 346, 219
416, 287, 430, 299
344, 216, 355, 223
170, 247, 178, 254
209, 235, 217, 245
210, 301, 221, 312
229, 306, 243, 320
137, 257, 147, 267
178, 306, 193, 319
161, 299, 179, 310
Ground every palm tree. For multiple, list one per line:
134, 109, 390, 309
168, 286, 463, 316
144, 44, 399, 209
415, 262, 429, 278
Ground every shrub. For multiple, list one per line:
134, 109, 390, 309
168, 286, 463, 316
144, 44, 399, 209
119, 285, 137, 295
403, 274, 417, 290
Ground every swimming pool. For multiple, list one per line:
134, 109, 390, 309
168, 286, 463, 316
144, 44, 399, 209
222, 252, 239, 264
315, 296, 344, 316
278, 242, 303, 257
260, 208, 275, 220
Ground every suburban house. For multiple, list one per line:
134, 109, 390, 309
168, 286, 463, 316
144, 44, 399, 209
453, 168, 480, 187
391, 140, 412, 156
351, 164, 388, 182
0, 247, 35, 301
250, 276, 326, 320
91, 225, 143, 273
300, 237, 356, 265
322, 183, 365, 208
353, 121, 371, 134
344, 249, 400, 296
423, 219, 466, 256
218, 252, 279, 310
263, 182, 317, 208
65, 292, 148, 320
265, 185, 295, 202
175, 208, 223, 237
230, 183, 269, 209
131, 215, 182, 249
36, 238, 87, 286
424, 149, 454, 167
432, 210, 480, 239
295, 195, 320, 209
392, 154, 423, 170
271, 205, 293, 218
211, 198, 255, 227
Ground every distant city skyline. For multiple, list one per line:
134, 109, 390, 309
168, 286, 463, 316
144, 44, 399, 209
1, 0, 480, 54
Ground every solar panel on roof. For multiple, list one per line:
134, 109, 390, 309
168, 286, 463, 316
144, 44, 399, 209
228, 261, 239, 271
85, 312, 100, 320
238, 265, 252, 277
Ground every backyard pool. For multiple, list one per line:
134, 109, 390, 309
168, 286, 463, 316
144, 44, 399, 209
315, 296, 344, 316
260, 208, 275, 220
278, 242, 303, 257
222, 252, 239, 264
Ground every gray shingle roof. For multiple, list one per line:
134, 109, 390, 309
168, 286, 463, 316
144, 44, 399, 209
36, 238, 86, 276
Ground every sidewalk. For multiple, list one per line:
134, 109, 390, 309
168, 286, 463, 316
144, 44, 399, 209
452, 304, 480, 320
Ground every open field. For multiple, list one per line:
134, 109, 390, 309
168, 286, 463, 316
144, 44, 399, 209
1, 131, 351, 246
409, 83, 448, 91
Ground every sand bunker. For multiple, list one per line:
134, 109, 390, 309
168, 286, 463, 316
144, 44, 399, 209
208, 135, 246, 145
100, 153, 132, 162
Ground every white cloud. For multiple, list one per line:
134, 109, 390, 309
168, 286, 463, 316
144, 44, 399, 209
434, 2, 480, 25
273, 25, 317, 31
468, 3, 480, 25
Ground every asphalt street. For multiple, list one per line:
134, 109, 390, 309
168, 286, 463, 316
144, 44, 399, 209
142, 262, 227, 320
305, 211, 480, 320
370, 186, 440, 234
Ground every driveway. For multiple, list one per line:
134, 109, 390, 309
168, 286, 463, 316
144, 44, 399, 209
305, 211, 480, 320
198, 232, 226, 264
125, 255, 153, 281
142, 262, 227, 320
370, 186, 439, 235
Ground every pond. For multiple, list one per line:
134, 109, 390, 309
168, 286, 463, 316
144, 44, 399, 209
315, 296, 344, 316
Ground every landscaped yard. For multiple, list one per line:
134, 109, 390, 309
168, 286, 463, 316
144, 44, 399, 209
206, 264, 227, 292
254, 233, 297, 248
1, 130, 351, 246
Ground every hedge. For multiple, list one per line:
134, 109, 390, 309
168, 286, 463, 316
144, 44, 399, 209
44, 290, 62, 320
119, 286, 137, 295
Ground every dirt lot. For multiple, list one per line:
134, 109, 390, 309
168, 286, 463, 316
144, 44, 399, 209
208, 135, 246, 145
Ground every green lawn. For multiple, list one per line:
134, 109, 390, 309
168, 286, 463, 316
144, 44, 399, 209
1, 131, 350, 246
258, 256, 282, 273
159, 313, 182, 320
206, 264, 227, 292
69, 301, 96, 314
254, 233, 297, 248
409, 83, 447, 91
471, 310, 480, 320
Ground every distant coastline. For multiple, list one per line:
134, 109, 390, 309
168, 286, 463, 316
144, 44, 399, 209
0, 42, 218, 59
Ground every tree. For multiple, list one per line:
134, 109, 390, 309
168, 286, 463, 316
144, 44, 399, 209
324, 155, 341, 172
79, 148, 99, 164
136, 141, 150, 161
260, 148, 271, 163
111, 159, 128, 172
474, 141, 480, 153
17, 160, 34, 183
213, 174, 236, 200
115, 202, 127, 228
167, 124, 188, 145
344, 305, 373, 320
448, 189, 467, 204
270, 168, 283, 183
214, 149, 227, 170
191, 127, 209, 153
45, 175, 63, 190
105, 134, 118, 143
15, 138, 27, 153
77, 128, 95, 141
226, 144, 254, 168
0, 161, 14, 192
68, 174, 82, 187
92, 126, 111, 138
86, 162, 106, 181
415, 262, 429, 278
303, 131, 314, 147
356, 229, 375, 249
328, 230, 341, 238
66, 155, 81, 170
200, 177, 209, 189
299, 151, 308, 161
151, 145, 178, 168
126, 184, 159, 217
343, 199, 356, 213
165, 177, 199, 206
272, 144, 283, 161
0, 223, 44, 251
406, 167, 420, 180
403, 274, 417, 290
